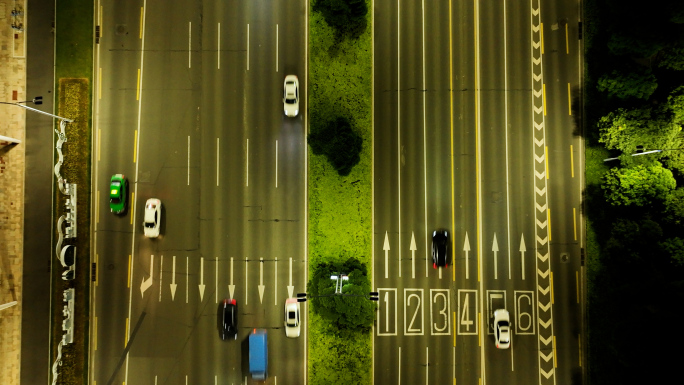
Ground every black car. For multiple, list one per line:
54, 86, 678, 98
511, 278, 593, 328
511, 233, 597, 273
219, 299, 238, 340
432, 230, 449, 268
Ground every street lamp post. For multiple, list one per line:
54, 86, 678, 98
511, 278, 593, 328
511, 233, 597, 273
603, 149, 668, 162
0, 97, 72, 145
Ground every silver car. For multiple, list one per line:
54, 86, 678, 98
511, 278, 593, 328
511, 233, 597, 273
143, 198, 161, 238
283, 75, 299, 117
494, 309, 510, 349
284, 298, 300, 338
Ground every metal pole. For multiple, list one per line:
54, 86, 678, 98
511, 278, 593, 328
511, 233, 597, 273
0, 134, 21, 144
0, 301, 18, 311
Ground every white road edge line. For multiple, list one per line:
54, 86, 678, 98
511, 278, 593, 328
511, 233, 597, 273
246, 139, 249, 186
245, 258, 248, 304
276, 24, 279, 72
216, 258, 218, 303
187, 136, 190, 185
397, 0, 402, 279
398, 347, 401, 385
275, 256, 278, 305
422, 0, 428, 279
159, 255, 163, 302
275, 140, 279, 188
426, 346, 429, 384
186, 256, 188, 303
247, 24, 250, 71
217, 23, 221, 69
371, 0, 375, 381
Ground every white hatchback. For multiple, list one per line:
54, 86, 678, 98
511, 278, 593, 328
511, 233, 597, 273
284, 298, 300, 338
283, 75, 299, 117
494, 309, 510, 349
143, 198, 161, 238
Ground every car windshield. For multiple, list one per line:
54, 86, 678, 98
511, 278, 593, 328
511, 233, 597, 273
499, 321, 509, 327
111, 195, 121, 204
144, 221, 155, 228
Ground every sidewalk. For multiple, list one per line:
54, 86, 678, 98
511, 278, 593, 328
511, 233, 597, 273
0, 1, 26, 384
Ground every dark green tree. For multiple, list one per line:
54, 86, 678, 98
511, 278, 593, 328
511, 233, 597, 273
596, 67, 658, 100
313, 0, 368, 38
307, 257, 376, 330
663, 188, 684, 225
601, 162, 676, 206
308, 117, 363, 176
598, 107, 681, 155
658, 45, 684, 71
660, 237, 684, 266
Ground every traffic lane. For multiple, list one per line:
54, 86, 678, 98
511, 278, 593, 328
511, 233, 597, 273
477, 0, 510, 287
373, 0, 399, 287
278, 0, 306, 75
398, 0, 427, 281
551, 247, 583, 385
92, 235, 132, 385
450, 0, 478, 288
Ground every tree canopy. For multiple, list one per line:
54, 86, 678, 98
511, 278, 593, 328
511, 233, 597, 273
313, 0, 368, 38
597, 67, 657, 100
308, 116, 363, 176
307, 258, 376, 331
601, 162, 676, 206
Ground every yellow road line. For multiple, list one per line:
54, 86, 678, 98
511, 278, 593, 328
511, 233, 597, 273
94, 317, 98, 351
543, 83, 547, 116
478, 312, 481, 346
133, 129, 138, 163
453, 311, 456, 347
550, 271, 555, 304
125, 317, 129, 347
139, 7, 143, 39
567, 83, 572, 115
553, 335, 557, 367
541, 23, 545, 55
576, 271, 580, 303
99, 6, 103, 37
98, 128, 101, 161
565, 23, 569, 54
573, 207, 577, 240
570, 144, 574, 177
578, 334, 582, 366
136, 69, 141, 100
545, 146, 549, 179
128, 254, 131, 288
449, 0, 456, 283
548, 208, 552, 241
475, 2, 481, 284
96, 190, 100, 224
98, 68, 102, 100
130, 192, 134, 225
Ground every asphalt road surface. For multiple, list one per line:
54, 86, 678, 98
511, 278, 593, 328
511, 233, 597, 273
91, 1, 308, 384
372, 0, 584, 384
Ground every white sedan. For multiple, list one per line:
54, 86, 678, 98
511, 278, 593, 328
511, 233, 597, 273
284, 298, 300, 338
143, 198, 161, 238
283, 75, 299, 117
494, 309, 510, 349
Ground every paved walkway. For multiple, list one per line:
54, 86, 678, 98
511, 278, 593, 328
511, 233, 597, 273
0, 1, 26, 385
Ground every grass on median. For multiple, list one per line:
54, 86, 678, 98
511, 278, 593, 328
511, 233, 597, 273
307, 1, 373, 384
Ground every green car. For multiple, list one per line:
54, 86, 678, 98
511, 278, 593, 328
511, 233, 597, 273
109, 174, 127, 214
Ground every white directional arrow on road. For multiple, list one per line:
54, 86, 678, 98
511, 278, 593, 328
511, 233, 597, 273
258, 257, 265, 303
383, 232, 390, 279
287, 257, 294, 299
199, 257, 206, 301
140, 255, 154, 298
520, 235, 527, 280
170, 255, 177, 300
492, 234, 499, 280
410, 232, 417, 279
463, 232, 471, 280
229, 257, 235, 299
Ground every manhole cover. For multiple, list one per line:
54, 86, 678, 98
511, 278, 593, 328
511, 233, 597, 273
108, 264, 115, 270
561, 253, 569, 262
116, 24, 127, 36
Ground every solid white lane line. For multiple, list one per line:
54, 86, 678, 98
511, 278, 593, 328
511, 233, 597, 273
218, 23, 221, 69
216, 258, 218, 303
246, 139, 250, 186
425, 347, 428, 384
275, 256, 278, 305
159, 255, 163, 302
217, 138, 220, 186
245, 258, 249, 304
188, 22, 192, 68
186, 256, 189, 303
511, 330, 515, 371
276, 24, 279, 72
397, 0, 402, 279
398, 347, 401, 385
187, 136, 190, 185
247, 24, 250, 70
276, 140, 279, 188
422, 0, 428, 279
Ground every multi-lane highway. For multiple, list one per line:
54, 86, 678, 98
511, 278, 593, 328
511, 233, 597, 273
373, 0, 584, 384
91, 1, 307, 384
